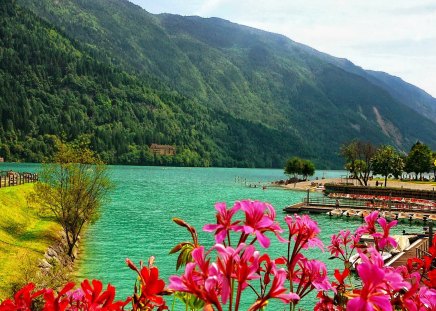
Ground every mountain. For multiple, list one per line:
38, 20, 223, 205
4, 0, 436, 168
310, 51, 436, 124
0, 0, 305, 167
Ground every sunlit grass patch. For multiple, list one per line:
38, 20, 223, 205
0, 184, 60, 298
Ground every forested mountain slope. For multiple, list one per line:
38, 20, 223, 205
5, 0, 436, 168
1, 0, 306, 167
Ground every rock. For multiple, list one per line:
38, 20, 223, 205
38, 259, 52, 270
47, 247, 58, 258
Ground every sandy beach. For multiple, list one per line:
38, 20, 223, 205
283, 178, 436, 192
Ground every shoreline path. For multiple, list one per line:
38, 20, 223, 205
282, 178, 436, 192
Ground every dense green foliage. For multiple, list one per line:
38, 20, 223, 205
340, 141, 376, 186
0, 0, 306, 167
371, 146, 404, 186
2, 0, 436, 168
404, 141, 433, 179
284, 156, 315, 180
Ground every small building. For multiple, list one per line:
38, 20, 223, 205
149, 144, 176, 156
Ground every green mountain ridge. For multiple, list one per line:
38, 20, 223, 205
3, 0, 436, 168
0, 0, 308, 167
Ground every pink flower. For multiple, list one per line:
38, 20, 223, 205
169, 247, 224, 311
214, 243, 260, 303
373, 218, 398, 250
328, 230, 359, 261
203, 202, 242, 244
347, 262, 392, 311
418, 287, 436, 310
285, 214, 323, 251
293, 257, 334, 297
347, 247, 410, 311
236, 200, 285, 248
356, 211, 379, 236
248, 266, 299, 311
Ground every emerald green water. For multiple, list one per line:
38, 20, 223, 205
0, 164, 423, 309
73, 166, 421, 309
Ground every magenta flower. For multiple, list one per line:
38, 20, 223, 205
214, 243, 260, 304
373, 218, 398, 250
347, 262, 392, 311
328, 229, 360, 261
169, 247, 224, 311
248, 266, 299, 311
356, 211, 379, 236
418, 287, 436, 310
293, 257, 334, 298
285, 214, 323, 251
347, 247, 410, 311
236, 200, 285, 248
203, 202, 242, 244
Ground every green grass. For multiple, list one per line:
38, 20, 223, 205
0, 184, 60, 298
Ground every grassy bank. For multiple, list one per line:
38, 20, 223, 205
0, 184, 60, 298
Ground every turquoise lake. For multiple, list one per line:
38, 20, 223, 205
0, 164, 424, 309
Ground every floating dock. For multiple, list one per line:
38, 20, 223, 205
283, 196, 436, 218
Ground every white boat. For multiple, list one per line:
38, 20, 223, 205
412, 213, 425, 222
327, 208, 343, 217
342, 209, 356, 217
396, 212, 410, 222
427, 214, 436, 221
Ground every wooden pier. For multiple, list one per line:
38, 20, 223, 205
283, 196, 436, 216
386, 238, 429, 268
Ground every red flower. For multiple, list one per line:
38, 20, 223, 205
0, 283, 43, 311
126, 258, 167, 310
80, 279, 130, 310
42, 282, 75, 311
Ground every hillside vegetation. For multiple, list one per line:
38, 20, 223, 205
2, 0, 436, 168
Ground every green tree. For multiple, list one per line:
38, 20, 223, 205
404, 141, 433, 180
431, 152, 436, 182
301, 159, 315, 181
371, 145, 404, 187
284, 157, 315, 180
340, 140, 376, 186
284, 157, 303, 179
35, 140, 112, 258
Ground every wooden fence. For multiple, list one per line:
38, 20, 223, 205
0, 171, 38, 188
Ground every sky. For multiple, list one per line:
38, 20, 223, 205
129, 0, 436, 98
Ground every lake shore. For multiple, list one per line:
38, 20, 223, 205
282, 178, 436, 192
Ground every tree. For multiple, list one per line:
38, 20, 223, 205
301, 159, 315, 181
404, 141, 432, 180
284, 157, 315, 181
340, 140, 376, 186
371, 145, 404, 187
284, 157, 303, 179
35, 140, 112, 258
432, 152, 436, 182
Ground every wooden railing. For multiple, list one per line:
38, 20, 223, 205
324, 184, 436, 200
0, 171, 38, 188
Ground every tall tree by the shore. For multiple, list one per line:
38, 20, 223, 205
371, 145, 404, 187
340, 141, 376, 186
431, 151, 436, 181
301, 160, 315, 181
404, 141, 433, 180
35, 138, 112, 258
284, 157, 315, 181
